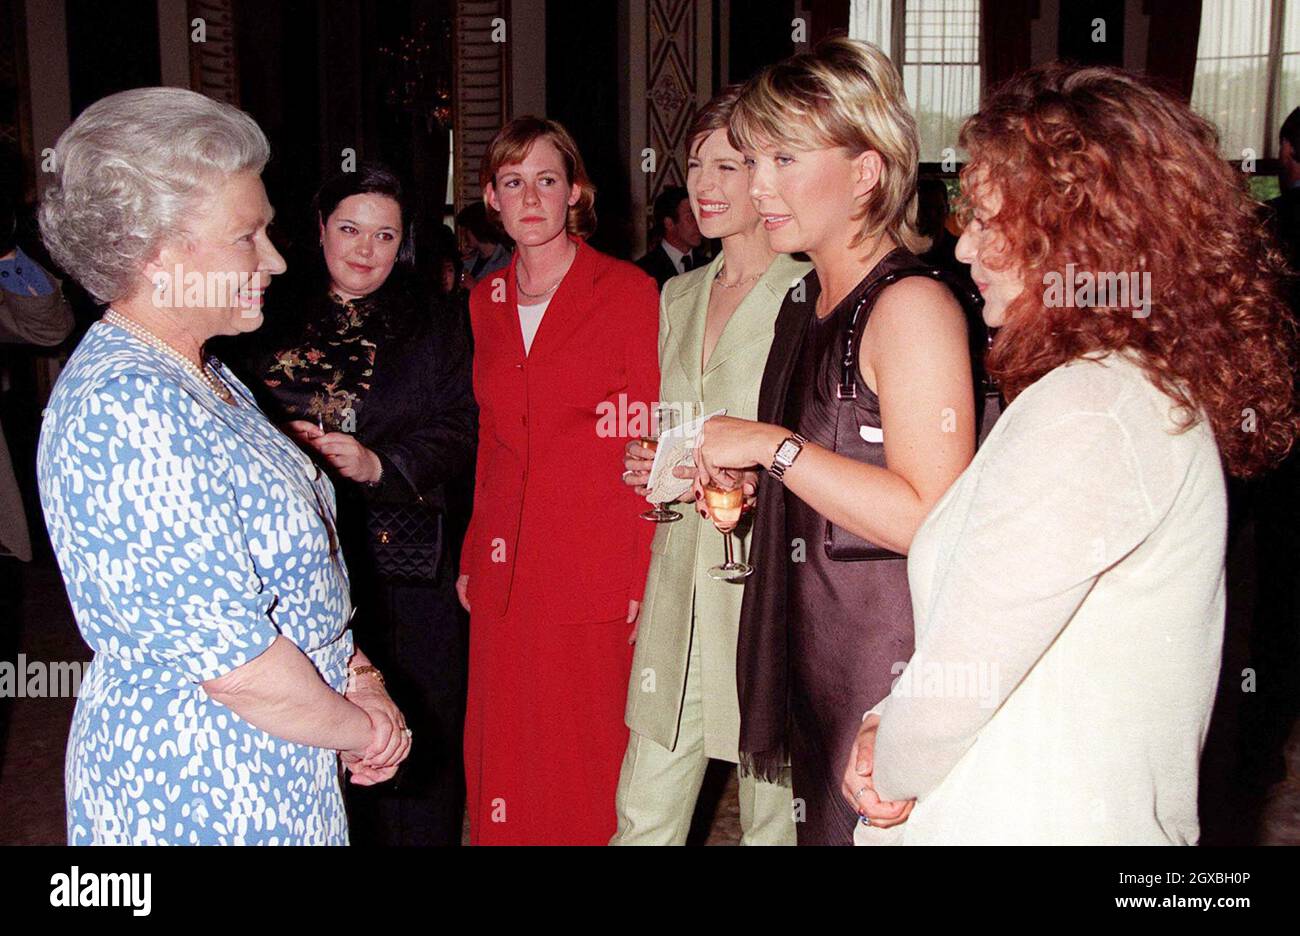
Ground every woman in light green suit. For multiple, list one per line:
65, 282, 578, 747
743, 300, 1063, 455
611, 88, 809, 845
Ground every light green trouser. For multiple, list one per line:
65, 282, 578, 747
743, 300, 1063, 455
610, 626, 796, 845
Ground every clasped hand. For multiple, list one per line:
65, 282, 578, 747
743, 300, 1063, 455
341, 680, 411, 786
840, 714, 915, 828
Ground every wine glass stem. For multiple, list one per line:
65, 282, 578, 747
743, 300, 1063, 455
722, 530, 734, 566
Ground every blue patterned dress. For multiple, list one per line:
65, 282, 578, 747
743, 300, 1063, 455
37, 319, 355, 845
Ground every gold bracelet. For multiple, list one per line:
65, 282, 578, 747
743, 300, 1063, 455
365, 453, 384, 487
346, 664, 385, 693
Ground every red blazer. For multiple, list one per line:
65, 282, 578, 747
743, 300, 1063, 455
461, 237, 660, 623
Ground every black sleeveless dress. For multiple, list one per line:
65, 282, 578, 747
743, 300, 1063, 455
783, 248, 923, 844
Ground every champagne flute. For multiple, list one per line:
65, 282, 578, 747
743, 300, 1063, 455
639, 402, 683, 523
705, 479, 752, 580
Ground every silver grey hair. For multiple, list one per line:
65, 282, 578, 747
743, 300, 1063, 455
38, 87, 271, 303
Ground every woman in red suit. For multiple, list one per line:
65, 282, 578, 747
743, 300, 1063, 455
457, 116, 660, 844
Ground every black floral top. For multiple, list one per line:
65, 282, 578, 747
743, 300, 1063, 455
263, 293, 378, 432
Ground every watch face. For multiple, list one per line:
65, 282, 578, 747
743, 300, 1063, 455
776, 440, 799, 464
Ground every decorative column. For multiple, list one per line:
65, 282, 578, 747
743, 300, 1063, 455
454, 0, 512, 212
643, 0, 703, 245
187, 0, 239, 104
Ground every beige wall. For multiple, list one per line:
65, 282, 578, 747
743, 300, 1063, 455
1028, 0, 1150, 71
509, 0, 546, 119
25, 0, 196, 194
157, 0, 192, 88
629, 0, 714, 257
25, 0, 69, 195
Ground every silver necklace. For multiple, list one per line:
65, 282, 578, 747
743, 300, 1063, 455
103, 309, 234, 405
713, 264, 762, 289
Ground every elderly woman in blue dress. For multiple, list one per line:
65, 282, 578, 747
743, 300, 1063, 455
36, 87, 410, 845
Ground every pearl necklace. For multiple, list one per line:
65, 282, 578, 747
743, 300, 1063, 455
103, 309, 235, 405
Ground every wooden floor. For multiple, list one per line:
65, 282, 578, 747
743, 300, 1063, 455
3, 559, 1297, 847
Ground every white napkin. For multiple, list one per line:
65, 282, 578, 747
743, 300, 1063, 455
643, 408, 727, 504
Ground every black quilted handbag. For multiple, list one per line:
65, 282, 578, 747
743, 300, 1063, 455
365, 504, 443, 582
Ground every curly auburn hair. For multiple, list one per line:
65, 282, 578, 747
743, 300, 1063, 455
959, 63, 1299, 478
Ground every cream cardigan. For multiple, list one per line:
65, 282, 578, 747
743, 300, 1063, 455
859, 351, 1226, 845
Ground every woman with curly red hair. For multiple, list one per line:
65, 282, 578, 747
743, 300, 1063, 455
843, 63, 1299, 845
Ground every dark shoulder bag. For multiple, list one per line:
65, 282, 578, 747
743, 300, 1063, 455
823, 266, 983, 561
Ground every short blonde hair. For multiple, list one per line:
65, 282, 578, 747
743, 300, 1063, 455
728, 37, 925, 253
479, 116, 597, 240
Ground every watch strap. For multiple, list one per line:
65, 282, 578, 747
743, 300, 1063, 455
769, 433, 807, 483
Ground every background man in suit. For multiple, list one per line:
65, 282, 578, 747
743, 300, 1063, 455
635, 186, 705, 288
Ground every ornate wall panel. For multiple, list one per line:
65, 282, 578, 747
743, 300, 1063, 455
644, 0, 700, 235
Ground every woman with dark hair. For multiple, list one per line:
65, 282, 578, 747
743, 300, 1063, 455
240, 160, 478, 846
458, 116, 659, 844
844, 64, 1299, 844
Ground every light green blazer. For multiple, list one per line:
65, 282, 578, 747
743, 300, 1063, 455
625, 252, 811, 762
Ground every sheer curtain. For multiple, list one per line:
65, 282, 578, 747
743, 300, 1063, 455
1191, 0, 1276, 158
1278, 1, 1300, 142
850, 0, 981, 162
850, 0, 893, 50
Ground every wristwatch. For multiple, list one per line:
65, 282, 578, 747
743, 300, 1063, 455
769, 433, 807, 483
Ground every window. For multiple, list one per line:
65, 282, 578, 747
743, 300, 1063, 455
1191, 0, 1300, 160
850, 0, 982, 163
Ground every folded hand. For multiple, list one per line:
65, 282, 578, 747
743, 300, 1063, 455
346, 681, 411, 777
840, 714, 915, 829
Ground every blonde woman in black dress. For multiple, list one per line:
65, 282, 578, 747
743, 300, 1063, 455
692, 38, 978, 844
